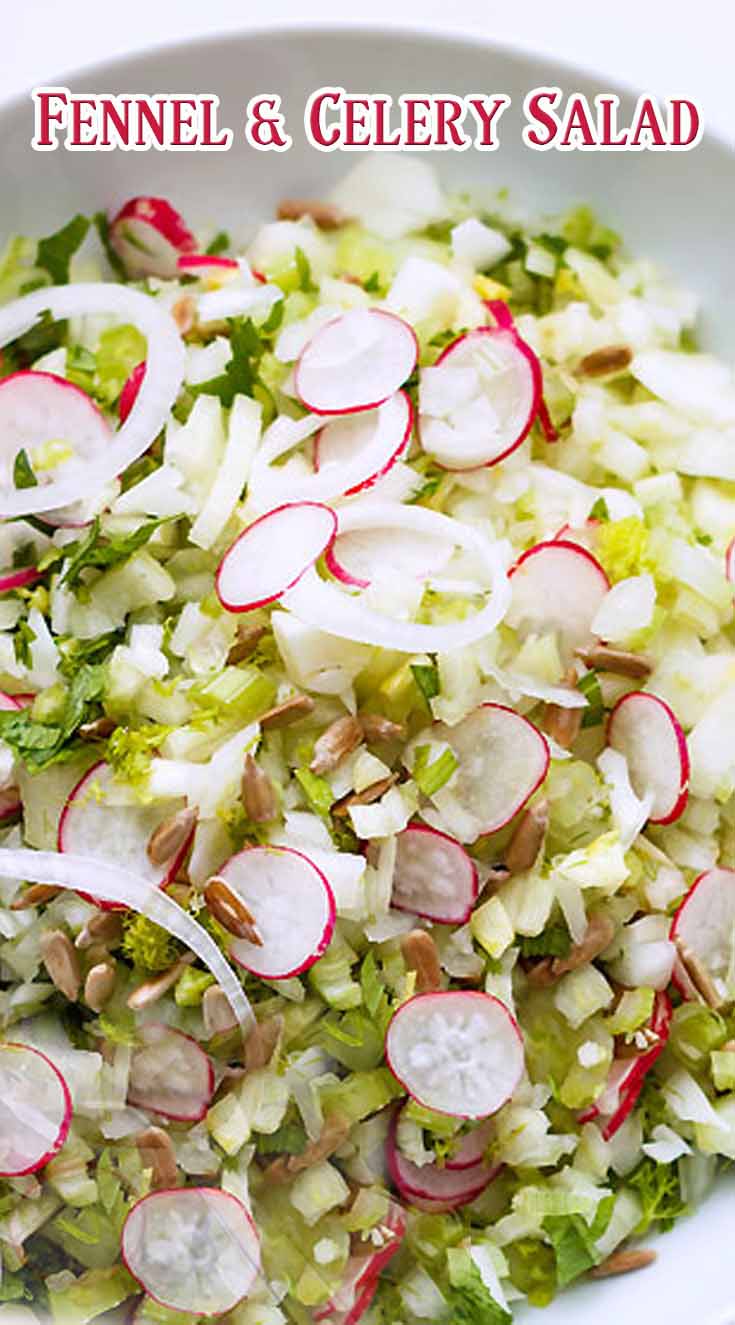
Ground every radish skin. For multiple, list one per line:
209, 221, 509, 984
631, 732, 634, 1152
607, 692, 689, 825
119, 362, 146, 424
0, 1042, 72, 1177
110, 197, 197, 279
296, 309, 418, 416
216, 502, 337, 613
127, 1024, 214, 1123
218, 845, 336, 980
670, 867, 735, 1001
391, 823, 479, 924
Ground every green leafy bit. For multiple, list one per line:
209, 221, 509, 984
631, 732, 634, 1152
93, 211, 127, 280
95, 324, 147, 406
66, 344, 96, 395
412, 743, 458, 797
191, 317, 273, 408
174, 965, 215, 1007
578, 669, 605, 728
410, 661, 440, 707
205, 230, 231, 256
543, 1214, 599, 1287
13, 448, 38, 489
363, 271, 382, 294
360, 949, 386, 1017
1, 309, 66, 375
505, 1238, 557, 1307
0, 663, 105, 771
255, 1120, 308, 1157
626, 1157, 688, 1234
122, 912, 182, 973
296, 767, 335, 819
446, 1247, 512, 1325
589, 496, 610, 522
14, 617, 36, 667
518, 925, 571, 960
43, 516, 165, 590
37, 214, 90, 285
294, 246, 318, 294
57, 630, 124, 681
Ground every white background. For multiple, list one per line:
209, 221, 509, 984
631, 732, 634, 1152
2, 0, 733, 144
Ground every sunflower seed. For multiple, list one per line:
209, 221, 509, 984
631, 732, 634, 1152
226, 623, 266, 665
126, 954, 194, 1010
674, 936, 723, 1009
135, 1127, 179, 1189
504, 799, 548, 874
575, 645, 653, 680
202, 984, 239, 1038
358, 713, 406, 744
240, 754, 278, 823
84, 961, 116, 1012
205, 876, 262, 945
172, 294, 196, 334
401, 929, 442, 993
10, 883, 62, 910
244, 1014, 284, 1071
75, 910, 124, 950
40, 929, 81, 1002
146, 806, 198, 867
78, 716, 116, 741
310, 715, 363, 775
331, 774, 397, 818
551, 911, 616, 977
577, 345, 633, 378
276, 199, 350, 230
259, 694, 315, 730
589, 1248, 656, 1278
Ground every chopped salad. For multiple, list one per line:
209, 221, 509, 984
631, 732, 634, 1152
0, 153, 734, 1324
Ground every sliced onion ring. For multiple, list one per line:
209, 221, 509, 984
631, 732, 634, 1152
282, 502, 511, 653
0, 848, 253, 1031
0, 284, 185, 517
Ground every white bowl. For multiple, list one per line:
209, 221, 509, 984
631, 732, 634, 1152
0, 25, 734, 1325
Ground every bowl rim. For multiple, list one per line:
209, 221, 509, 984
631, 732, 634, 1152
1, 19, 731, 158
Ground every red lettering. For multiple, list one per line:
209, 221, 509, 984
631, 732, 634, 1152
135, 99, 166, 147
70, 97, 98, 147
630, 96, 666, 147
523, 89, 561, 148
372, 96, 401, 147
560, 95, 596, 147
597, 95, 628, 147
199, 96, 231, 148
307, 89, 341, 148
435, 97, 466, 148
467, 94, 508, 147
99, 97, 131, 147
670, 98, 701, 147
344, 97, 370, 148
32, 88, 68, 149
404, 97, 432, 148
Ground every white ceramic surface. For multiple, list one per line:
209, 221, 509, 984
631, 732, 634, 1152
0, 25, 733, 1325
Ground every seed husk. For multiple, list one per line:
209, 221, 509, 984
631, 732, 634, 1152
226, 623, 266, 665
276, 198, 350, 230
310, 715, 363, 775
543, 700, 583, 750
240, 754, 278, 823
551, 911, 616, 978
84, 961, 116, 1013
126, 954, 194, 1010
172, 294, 196, 334
78, 716, 116, 742
202, 984, 239, 1038
40, 929, 81, 1002
674, 936, 723, 1009
205, 876, 263, 945
259, 694, 315, 730
504, 799, 548, 874
577, 345, 633, 378
135, 1126, 179, 1189
266, 1112, 351, 1183
358, 713, 406, 744
575, 645, 653, 680
10, 883, 62, 910
589, 1248, 656, 1278
331, 774, 397, 818
146, 806, 198, 867
75, 910, 124, 951
400, 929, 442, 993
244, 1014, 284, 1071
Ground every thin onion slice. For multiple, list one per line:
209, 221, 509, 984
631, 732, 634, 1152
0, 848, 253, 1031
0, 284, 185, 517
282, 502, 511, 653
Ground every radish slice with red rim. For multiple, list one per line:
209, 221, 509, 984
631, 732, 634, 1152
283, 502, 511, 654
110, 197, 197, 279
119, 362, 146, 424
127, 1024, 214, 1122
726, 537, 735, 585
427, 704, 549, 839
249, 392, 412, 510
313, 1201, 405, 1325
507, 539, 610, 659
670, 868, 735, 1004
445, 1117, 495, 1170
0, 691, 21, 711
0, 283, 185, 518
607, 691, 689, 824
0, 1042, 72, 1176
58, 761, 195, 911
121, 1187, 260, 1315
386, 990, 525, 1119
218, 845, 336, 980
419, 320, 541, 471
579, 991, 671, 1140
391, 823, 479, 924
325, 513, 454, 591
312, 389, 413, 495
0, 370, 112, 497
177, 254, 239, 274
0, 566, 41, 593
296, 308, 417, 416
216, 502, 337, 613
387, 1109, 498, 1206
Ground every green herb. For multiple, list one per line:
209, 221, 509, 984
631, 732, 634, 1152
294, 246, 318, 294
57, 630, 124, 681
589, 496, 610, 521
626, 1157, 688, 1234
505, 1238, 557, 1308
1, 309, 66, 375
106, 722, 170, 787
411, 661, 440, 707
578, 669, 604, 728
360, 949, 385, 1017
0, 1270, 32, 1303
363, 271, 382, 293
543, 1214, 598, 1287
205, 230, 231, 256
37, 214, 90, 285
93, 210, 127, 279
255, 1120, 308, 1157
412, 743, 458, 797
66, 343, 96, 394
518, 925, 571, 960
122, 912, 182, 972
13, 617, 36, 667
50, 516, 165, 590
422, 218, 454, 244
295, 767, 334, 819
0, 663, 105, 770
13, 448, 38, 489
192, 317, 270, 407
446, 1247, 512, 1324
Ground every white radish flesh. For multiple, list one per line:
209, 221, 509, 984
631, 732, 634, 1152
0, 371, 112, 498
430, 704, 549, 838
110, 196, 197, 279
250, 392, 412, 511
216, 502, 337, 612
385, 990, 525, 1118
579, 992, 671, 1139
296, 309, 417, 415
122, 1188, 260, 1315
507, 540, 610, 658
391, 823, 478, 924
128, 1024, 214, 1122
0, 1042, 72, 1176
313, 389, 413, 496
607, 691, 689, 824
387, 1111, 497, 1205
445, 1117, 495, 1170
726, 536, 735, 585
326, 516, 453, 591
419, 322, 540, 470
58, 761, 194, 910
671, 868, 735, 1000
218, 845, 336, 980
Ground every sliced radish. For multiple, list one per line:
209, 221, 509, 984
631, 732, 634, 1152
428, 704, 549, 838
0, 565, 41, 592
296, 309, 417, 416
284, 503, 511, 655
0, 370, 112, 497
127, 1024, 214, 1123
670, 867, 735, 1004
391, 823, 478, 924
216, 502, 337, 613
726, 536, 735, 585
419, 316, 541, 471
0, 691, 21, 711
607, 692, 689, 824
387, 1109, 498, 1207
0, 1042, 72, 1176
217, 845, 335, 980
325, 508, 453, 591
445, 1117, 495, 1170
58, 761, 194, 911
122, 1188, 260, 1315
507, 539, 610, 658
385, 990, 524, 1119
313, 389, 413, 496
119, 362, 146, 424
177, 254, 239, 275
313, 1201, 405, 1325
249, 392, 412, 511
110, 197, 197, 279
579, 991, 671, 1140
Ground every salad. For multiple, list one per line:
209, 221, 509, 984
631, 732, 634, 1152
0, 152, 734, 1325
